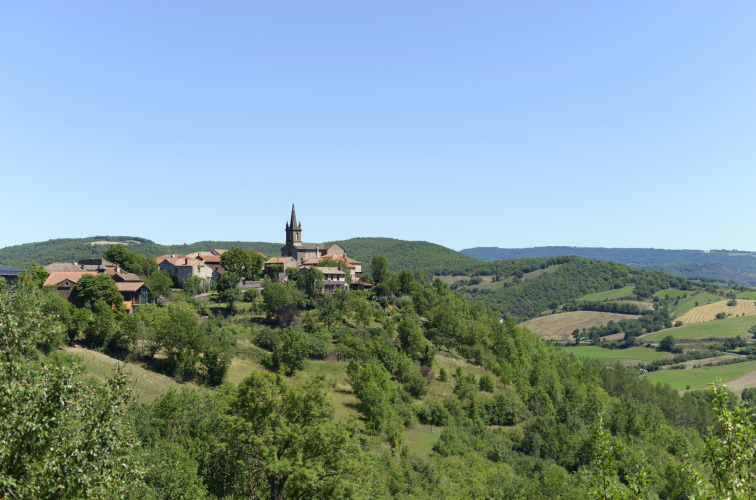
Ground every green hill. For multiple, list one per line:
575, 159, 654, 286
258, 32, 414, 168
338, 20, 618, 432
339, 237, 479, 276
0, 237, 283, 267
460, 246, 756, 286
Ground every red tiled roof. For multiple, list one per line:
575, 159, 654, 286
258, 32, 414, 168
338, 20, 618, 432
43, 271, 97, 286
197, 255, 221, 263
44, 263, 83, 273
155, 254, 184, 264
116, 282, 148, 292
266, 257, 296, 264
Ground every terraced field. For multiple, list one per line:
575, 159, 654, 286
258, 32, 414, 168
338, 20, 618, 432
676, 299, 756, 324
522, 311, 640, 341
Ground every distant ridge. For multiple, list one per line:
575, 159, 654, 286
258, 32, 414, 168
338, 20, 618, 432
461, 246, 756, 286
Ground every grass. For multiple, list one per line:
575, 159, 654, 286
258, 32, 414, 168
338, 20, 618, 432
559, 345, 673, 364
578, 287, 635, 302
405, 426, 442, 457
642, 360, 756, 390
66, 346, 198, 403
521, 311, 640, 341
671, 293, 724, 319
737, 292, 756, 300
642, 315, 756, 341
655, 288, 692, 300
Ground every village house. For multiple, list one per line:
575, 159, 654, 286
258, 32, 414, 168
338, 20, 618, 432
43, 268, 150, 313
263, 256, 299, 281
298, 266, 348, 294
0, 265, 25, 284
156, 249, 232, 285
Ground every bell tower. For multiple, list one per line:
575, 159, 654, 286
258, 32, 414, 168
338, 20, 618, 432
285, 204, 302, 247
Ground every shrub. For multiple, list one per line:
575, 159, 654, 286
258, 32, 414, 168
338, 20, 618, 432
253, 328, 280, 351
403, 370, 429, 399
479, 373, 495, 392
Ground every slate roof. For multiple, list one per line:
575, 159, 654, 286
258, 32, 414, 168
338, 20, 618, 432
0, 265, 25, 276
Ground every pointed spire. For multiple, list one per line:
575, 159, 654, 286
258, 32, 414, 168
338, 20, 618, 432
290, 204, 298, 228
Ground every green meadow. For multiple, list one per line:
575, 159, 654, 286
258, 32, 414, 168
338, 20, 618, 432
736, 292, 756, 300
560, 345, 672, 363
642, 360, 756, 391
655, 288, 692, 300
643, 315, 756, 341
578, 287, 635, 301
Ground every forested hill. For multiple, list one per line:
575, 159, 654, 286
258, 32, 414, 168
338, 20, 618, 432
461, 246, 756, 286
0, 235, 479, 275
0, 236, 282, 267
340, 237, 478, 276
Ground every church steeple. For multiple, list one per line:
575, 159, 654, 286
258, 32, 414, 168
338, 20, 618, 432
285, 204, 302, 247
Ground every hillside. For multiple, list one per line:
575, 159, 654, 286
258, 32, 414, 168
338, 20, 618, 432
460, 246, 756, 285
0, 235, 480, 277
0, 236, 282, 267
339, 237, 479, 276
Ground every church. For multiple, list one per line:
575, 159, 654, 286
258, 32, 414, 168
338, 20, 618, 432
281, 205, 347, 263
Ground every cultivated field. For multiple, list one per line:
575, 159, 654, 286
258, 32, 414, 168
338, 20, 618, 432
522, 311, 640, 341
559, 345, 673, 364
671, 293, 724, 319
675, 299, 756, 325
642, 360, 756, 391
642, 315, 756, 341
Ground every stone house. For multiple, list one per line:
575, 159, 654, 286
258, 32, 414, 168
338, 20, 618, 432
298, 266, 348, 294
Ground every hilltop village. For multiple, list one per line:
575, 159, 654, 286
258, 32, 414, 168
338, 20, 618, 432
6, 209, 756, 498
38, 205, 368, 311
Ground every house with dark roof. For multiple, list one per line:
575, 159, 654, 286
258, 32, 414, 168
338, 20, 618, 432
0, 265, 25, 284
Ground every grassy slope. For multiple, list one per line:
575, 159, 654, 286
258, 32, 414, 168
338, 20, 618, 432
65, 346, 198, 403
642, 315, 756, 341
642, 360, 756, 390
559, 345, 673, 363
578, 287, 635, 301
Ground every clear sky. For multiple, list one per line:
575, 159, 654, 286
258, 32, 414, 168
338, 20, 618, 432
2, 2, 754, 252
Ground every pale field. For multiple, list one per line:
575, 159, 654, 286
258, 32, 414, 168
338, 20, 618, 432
675, 299, 756, 325
521, 311, 640, 341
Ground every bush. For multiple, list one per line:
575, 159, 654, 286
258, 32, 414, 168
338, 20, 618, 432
253, 328, 280, 352
716, 312, 727, 320
479, 373, 495, 392
403, 369, 429, 399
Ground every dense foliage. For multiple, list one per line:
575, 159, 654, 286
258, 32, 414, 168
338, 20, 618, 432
4, 248, 756, 498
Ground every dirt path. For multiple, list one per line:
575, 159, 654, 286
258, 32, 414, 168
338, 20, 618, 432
721, 367, 756, 395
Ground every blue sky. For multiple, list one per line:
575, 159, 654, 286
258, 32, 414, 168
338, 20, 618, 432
2, 2, 754, 252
